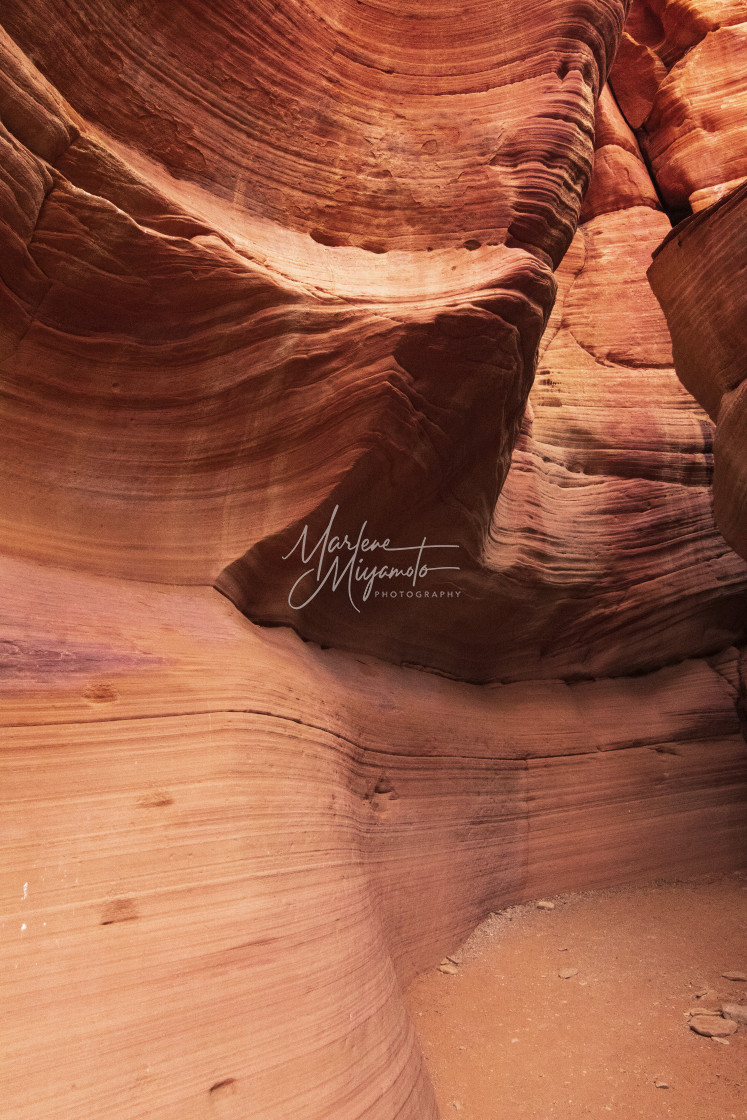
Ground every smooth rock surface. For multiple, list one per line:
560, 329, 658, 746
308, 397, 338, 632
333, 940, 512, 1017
3, 553, 746, 1120
721, 1003, 747, 1024
648, 181, 747, 561
1, 3, 746, 1120
689, 1015, 738, 1037
609, 0, 747, 211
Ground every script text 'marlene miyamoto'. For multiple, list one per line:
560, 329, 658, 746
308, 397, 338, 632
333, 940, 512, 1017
282, 505, 461, 612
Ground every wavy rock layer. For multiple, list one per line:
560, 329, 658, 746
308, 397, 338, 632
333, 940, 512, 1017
649, 181, 747, 561
2, 0, 629, 255
3, 556, 746, 1120
1, 3, 747, 1120
0, 2, 634, 681
608, 0, 747, 211
632, 0, 747, 567
219, 86, 747, 679
3, 2, 743, 682
487, 193, 747, 681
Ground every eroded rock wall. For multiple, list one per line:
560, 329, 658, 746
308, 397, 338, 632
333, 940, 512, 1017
649, 182, 747, 562
608, 0, 747, 211
626, 0, 747, 565
1, 3, 746, 1119
3, 557, 745, 1120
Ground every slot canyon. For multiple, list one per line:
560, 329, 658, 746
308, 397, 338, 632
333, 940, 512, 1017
1, 1, 746, 1117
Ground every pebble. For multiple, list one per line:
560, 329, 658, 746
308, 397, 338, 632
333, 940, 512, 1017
689, 1015, 738, 1038
722, 972, 747, 982
654, 1080, 670, 1089
439, 963, 458, 975
536, 900, 555, 910
558, 968, 579, 979
721, 1003, 747, 1025
711, 1037, 731, 1046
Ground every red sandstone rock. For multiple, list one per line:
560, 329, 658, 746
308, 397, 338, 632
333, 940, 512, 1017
580, 86, 660, 220
0, 5, 621, 611
216, 197, 747, 679
637, 0, 747, 569
1, 3, 746, 1120
610, 30, 669, 127
689, 1014, 738, 1037
609, 1, 747, 210
649, 180, 747, 562
2, 555, 746, 1119
644, 25, 747, 209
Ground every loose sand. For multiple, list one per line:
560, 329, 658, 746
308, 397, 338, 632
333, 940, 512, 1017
405, 873, 747, 1119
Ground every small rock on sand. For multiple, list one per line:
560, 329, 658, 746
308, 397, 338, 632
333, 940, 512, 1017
558, 968, 579, 979
722, 972, 747, 982
439, 963, 459, 976
654, 1080, 670, 1089
721, 1003, 747, 1025
537, 900, 555, 910
689, 1015, 738, 1038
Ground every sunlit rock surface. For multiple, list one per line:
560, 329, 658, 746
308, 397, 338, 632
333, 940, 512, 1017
1, 2, 746, 1119
633, 0, 747, 565
608, 0, 747, 211
3, 556, 746, 1120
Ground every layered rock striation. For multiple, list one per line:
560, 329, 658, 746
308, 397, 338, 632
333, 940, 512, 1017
626, 0, 747, 563
649, 181, 747, 561
608, 0, 747, 213
3, 557, 746, 1120
1, 2, 746, 1119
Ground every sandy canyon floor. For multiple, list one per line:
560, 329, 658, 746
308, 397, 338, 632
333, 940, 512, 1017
405, 874, 747, 1119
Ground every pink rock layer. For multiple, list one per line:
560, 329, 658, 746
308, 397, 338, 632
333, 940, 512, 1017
1, 2, 746, 1119
2, 555, 746, 1120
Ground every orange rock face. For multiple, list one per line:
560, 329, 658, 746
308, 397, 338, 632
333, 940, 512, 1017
635, 0, 747, 565
1, 3, 746, 1119
649, 181, 747, 562
609, 0, 747, 212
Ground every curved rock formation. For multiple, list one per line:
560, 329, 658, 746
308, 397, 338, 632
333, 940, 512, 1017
632, 0, 747, 565
0, 0, 622, 580
2, 3, 747, 1120
0, 1, 634, 682
608, 0, 747, 212
3, 555, 746, 1120
649, 181, 747, 561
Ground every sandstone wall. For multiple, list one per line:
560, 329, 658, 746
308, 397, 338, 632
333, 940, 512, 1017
1, 3, 746, 1118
